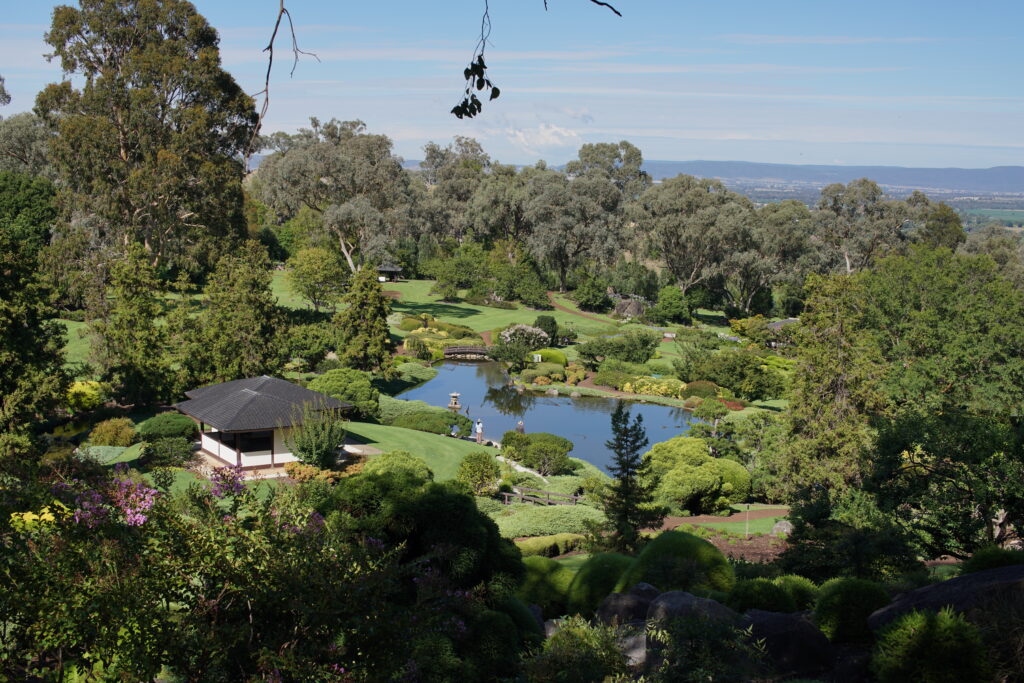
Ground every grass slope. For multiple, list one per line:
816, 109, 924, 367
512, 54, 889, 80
345, 421, 498, 481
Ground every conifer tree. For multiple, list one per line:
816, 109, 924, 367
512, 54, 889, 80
597, 402, 667, 554
333, 267, 395, 373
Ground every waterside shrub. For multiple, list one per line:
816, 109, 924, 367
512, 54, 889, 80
89, 418, 138, 447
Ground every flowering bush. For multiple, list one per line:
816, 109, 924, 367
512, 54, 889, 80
499, 324, 549, 351
210, 465, 246, 499
622, 376, 685, 398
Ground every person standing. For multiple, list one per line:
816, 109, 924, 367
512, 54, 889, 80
475, 418, 484, 444
516, 420, 525, 434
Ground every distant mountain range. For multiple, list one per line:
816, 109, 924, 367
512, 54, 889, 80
639, 160, 1024, 195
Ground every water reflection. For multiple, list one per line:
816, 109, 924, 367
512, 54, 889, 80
399, 361, 695, 472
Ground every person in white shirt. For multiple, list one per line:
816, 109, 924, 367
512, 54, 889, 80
475, 419, 484, 444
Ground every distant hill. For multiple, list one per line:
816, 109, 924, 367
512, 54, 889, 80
640, 160, 1024, 194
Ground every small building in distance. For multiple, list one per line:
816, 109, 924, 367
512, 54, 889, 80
174, 375, 351, 470
376, 263, 403, 282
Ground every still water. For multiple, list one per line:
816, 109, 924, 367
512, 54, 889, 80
398, 362, 696, 472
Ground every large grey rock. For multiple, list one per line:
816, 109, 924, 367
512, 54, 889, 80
869, 564, 1024, 630
628, 582, 662, 602
614, 298, 646, 319
772, 519, 794, 535
597, 592, 654, 627
647, 591, 738, 625
544, 618, 564, 638
545, 388, 559, 396
740, 609, 834, 677
617, 630, 647, 668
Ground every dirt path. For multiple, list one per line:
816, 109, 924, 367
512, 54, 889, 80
658, 507, 789, 531
576, 372, 631, 396
546, 291, 615, 324
480, 330, 493, 345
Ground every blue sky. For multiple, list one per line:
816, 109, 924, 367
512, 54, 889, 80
1, 1, 1022, 167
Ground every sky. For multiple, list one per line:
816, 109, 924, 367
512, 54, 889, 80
1, 0, 1022, 168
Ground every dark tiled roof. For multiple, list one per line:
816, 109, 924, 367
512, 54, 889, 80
376, 264, 403, 272
767, 317, 800, 331
174, 376, 351, 432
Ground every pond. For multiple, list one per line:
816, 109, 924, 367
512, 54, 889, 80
398, 361, 696, 473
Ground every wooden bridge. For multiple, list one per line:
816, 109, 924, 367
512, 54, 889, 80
500, 486, 583, 506
443, 345, 490, 360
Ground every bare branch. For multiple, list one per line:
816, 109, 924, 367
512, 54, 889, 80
587, 0, 622, 17
246, 1, 319, 166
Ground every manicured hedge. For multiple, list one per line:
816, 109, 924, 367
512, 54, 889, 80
391, 411, 471, 437
774, 574, 819, 611
726, 578, 797, 613
567, 553, 635, 616
137, 412, 199, 441
90, 418, 138, 447
514, 533, 586, 557
614, 530, 735, 594
960, 546, 1024, 575
529, 348, 568, 367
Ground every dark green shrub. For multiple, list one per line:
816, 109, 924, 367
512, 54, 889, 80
308, 368, 381, 420
681, 380, 720, 399
314, 357, 343, 373
647, 285, 691, 325
591, 369, 635, 390
573, 278, 612, 313
492, 505, 606, 538
814, 578, 890, 643
960, 545, 1024, 575
871, 607, 991, 683
143, 436, 195, 468
89, 417, 137, 447
614, 530, 735, 594
726, 578, 797, 613
284, 322, 335, 365
773, 574, 819, 611
533, 315, 559, 345
522, 615, 629, 682
495, 596, 543, 648
514, 533, 586, 558
137, 412, 198, 441
566, 553, 635, 616
646, 612, 767, 681
516, 556, 576, 618
456, 451, 501, 495
522, 442, 572, 476
403, 336, 433, 361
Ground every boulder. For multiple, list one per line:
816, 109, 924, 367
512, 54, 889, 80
868, 564, 1024, 631
772, 519, 794, 536
616, 630, 647, 668
544, 618, 564, 638
614, 298, 646, 319
569, 391, 582, 398
545, 388, 559, 396
740, 609, 834, 677
596, 591, 655, 627
647, 590, 738, 625
628, 582, 662, 602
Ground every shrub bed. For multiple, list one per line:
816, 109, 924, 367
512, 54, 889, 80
514, 533, 586, 557
490, 504, 605, 538
871, 607, 990, 683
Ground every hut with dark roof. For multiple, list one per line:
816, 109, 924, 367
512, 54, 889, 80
174, 375, 351, 469
376, 263, 403, 282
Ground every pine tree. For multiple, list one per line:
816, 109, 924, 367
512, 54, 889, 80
598, 402, 667, 554
333, 267, 395, 373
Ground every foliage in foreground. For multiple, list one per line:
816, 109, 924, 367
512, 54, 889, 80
871, 607, 991, 683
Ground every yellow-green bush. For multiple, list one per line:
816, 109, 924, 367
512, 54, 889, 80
567, 553, 636, 616
814, 578, 890, 643
774, 574, 819, 610
65, 381, 108, 414
726, 578, 797, 613
89, 417, 137, 447
621, 376, 685, 398
613, 530, 735, 594
871, 607, 990, 683
516, 556, 577, 618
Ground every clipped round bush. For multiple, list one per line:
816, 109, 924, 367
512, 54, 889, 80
614, 530, 735, 594
307, 368, 381, 420
682, 380, 720, 399
567, 553, 636, 616
363, 450, 434, 481
532, 348, 568, 366
398, 317, 424, 331
960, 545, 1024, 575
456, 451, 501, 495
516, 555, 577, 618
137, 412, 198, 441
871, 607, 991, 683
89, 417, 137, 447
143, 436, 195, 468
392, 410, 471, 437
514, 533, 586, 558
65, 380, 108, 413
774, 575, 819, 611
814, 578, 891, 643
708, 457, 751, 505
726, 578, 797, 614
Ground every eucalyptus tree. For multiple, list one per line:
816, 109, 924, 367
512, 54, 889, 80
469, 162, 543, 261
257, 118, 408, 272
527, 169, 622, 292
961, 225, 1024, 288
720, 199, 815, 315
813, 178, 909, 274
565, 140, 650, 200
0, 113, 53, 178
634, 174, 751, 296
419, 136, 491, 240
35, 0, 257, 271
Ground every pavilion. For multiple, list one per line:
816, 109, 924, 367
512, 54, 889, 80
174, 375, 351, 470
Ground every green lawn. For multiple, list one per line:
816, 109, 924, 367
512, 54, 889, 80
685, 515, 787, 536
554, 553, 591, 570
59, 319, 91, 370
345, 421, 498, 481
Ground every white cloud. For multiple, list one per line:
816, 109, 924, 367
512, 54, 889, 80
504, 123, 581, 155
